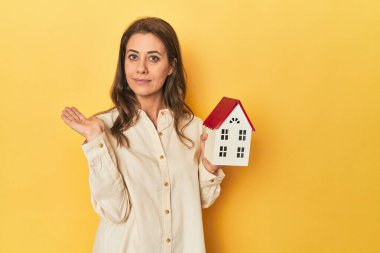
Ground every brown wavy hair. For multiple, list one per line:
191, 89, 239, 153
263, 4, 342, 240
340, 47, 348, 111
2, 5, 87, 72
95, 17, 194, 149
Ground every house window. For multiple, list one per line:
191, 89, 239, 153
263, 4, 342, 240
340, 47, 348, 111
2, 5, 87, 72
237, 147, 245, 158
219, 146, 227, 157
221, 129, 229, 140
229, 117, 240, 124
239, 130, 247, 141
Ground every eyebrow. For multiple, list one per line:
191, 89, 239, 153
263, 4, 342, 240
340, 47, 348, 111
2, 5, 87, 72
126, 49, 162, 55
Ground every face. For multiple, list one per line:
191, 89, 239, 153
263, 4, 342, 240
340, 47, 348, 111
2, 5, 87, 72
124, 33, 175, 102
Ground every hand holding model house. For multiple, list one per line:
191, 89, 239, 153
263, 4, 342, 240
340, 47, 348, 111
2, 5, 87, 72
203, 97, 255, 166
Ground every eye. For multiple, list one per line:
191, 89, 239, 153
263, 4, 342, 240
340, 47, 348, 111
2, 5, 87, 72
148, 55, 160, 62
127, 54, 138, 61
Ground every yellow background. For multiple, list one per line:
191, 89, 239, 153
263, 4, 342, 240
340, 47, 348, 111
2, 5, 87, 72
1, 0, 379, 252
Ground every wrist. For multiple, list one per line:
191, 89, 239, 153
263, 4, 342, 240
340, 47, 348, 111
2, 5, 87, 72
85, 130, 103, 142
202, 158, 219, 175
209, 168, 219, 175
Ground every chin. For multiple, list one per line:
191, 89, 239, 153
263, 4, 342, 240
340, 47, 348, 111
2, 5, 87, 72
131, 87, 151, 95
132, 88, 162, 98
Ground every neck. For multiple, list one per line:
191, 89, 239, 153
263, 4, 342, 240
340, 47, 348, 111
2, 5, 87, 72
137, 94, 166, 128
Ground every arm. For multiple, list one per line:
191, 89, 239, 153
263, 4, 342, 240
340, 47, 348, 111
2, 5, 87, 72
81, 131, 131, 224
198, 132, 226, 208
198, 161, 225, 208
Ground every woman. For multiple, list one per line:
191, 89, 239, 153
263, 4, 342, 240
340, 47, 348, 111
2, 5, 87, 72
61, 17, 225, 253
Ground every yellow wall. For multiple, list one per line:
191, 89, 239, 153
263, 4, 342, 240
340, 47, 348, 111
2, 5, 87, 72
1, 0, 379, 252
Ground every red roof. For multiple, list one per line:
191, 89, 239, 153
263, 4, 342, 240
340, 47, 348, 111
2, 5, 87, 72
203, 97, 255, 131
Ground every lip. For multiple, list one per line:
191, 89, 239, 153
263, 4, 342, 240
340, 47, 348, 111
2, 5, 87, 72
134, 78, 151, 84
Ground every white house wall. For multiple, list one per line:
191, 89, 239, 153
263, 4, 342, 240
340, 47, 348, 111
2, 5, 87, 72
204, 126, 216, 164
220, 104, 252, 130
214, 104, 252, 166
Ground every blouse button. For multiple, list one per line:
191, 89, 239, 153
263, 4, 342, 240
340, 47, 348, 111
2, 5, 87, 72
166, 238, 171, 243
161, 111, 165, 115
164, 182, 169, 187
165, 209, 170, 214
210, 179, 215, 183
158, 132, 163, 136
98, 143, 103, 148
160, 155, 164, 160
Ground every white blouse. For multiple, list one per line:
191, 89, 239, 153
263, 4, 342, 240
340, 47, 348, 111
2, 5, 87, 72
81, 108, 225, 253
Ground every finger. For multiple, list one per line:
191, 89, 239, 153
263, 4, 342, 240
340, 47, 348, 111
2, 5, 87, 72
71, 107, 86, 120
66, 107, 81, 121
61, 114, 75, 127
200, 133, 208, 141
61, 113, 70, 124
65, 107, 81, 121
62, 110, 75, 121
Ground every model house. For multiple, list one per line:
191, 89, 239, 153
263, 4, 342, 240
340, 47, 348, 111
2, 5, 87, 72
203, 97, 255, 166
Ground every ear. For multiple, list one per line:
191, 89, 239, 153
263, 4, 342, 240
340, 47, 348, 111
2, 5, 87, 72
168, 58, 177, 76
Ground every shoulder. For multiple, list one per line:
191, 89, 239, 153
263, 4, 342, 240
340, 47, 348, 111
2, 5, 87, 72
192, 115, 203, 126
182, 114, 204, 134
93, 107, 119, 129
180, 112, 202, 126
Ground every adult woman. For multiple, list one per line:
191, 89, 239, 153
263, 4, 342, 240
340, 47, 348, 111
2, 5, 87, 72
61, 17, 225, 253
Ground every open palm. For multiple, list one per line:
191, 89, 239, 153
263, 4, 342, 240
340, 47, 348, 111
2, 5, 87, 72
61, 107, 105, 141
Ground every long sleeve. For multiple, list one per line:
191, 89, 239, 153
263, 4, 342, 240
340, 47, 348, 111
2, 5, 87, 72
81, 131, 131, 224
198, 161, 225, 208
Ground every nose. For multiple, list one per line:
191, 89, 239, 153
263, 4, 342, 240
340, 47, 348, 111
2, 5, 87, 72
137, 58, 148, 74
